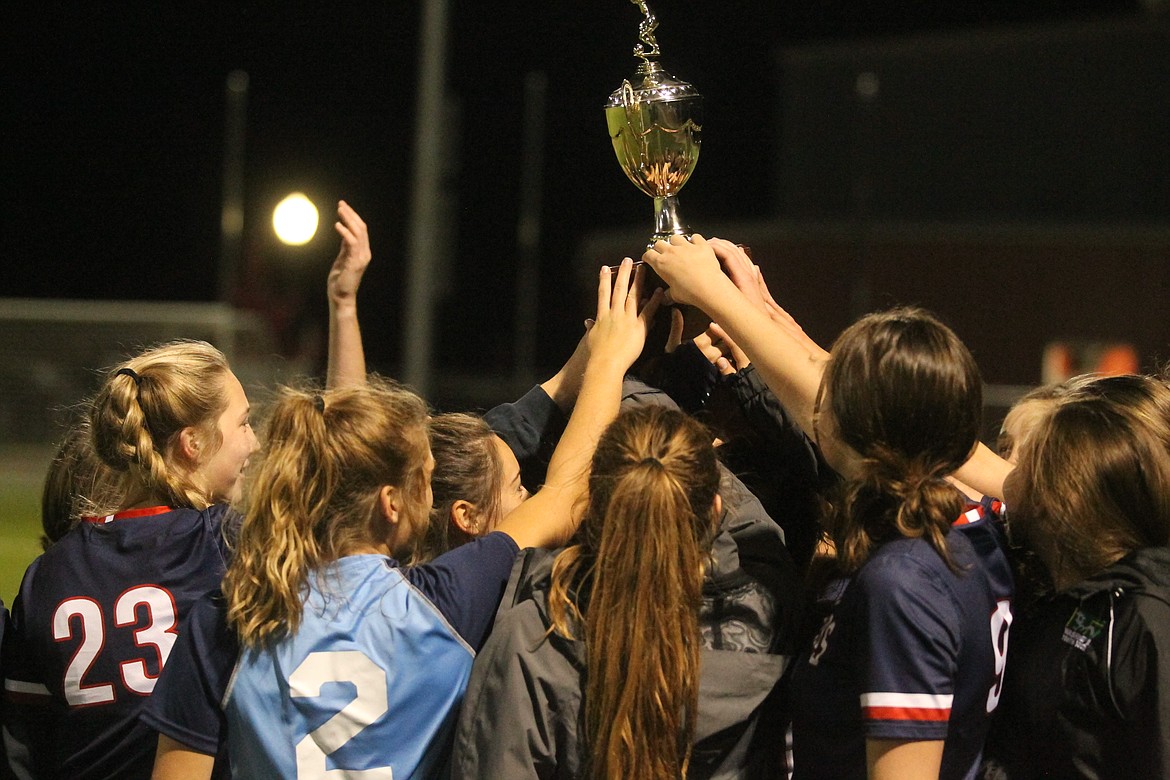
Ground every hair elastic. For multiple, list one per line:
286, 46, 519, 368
115, 367, 142, 385
314, 394, 326, 413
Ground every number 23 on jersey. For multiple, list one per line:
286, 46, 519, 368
52, 585, 178, 706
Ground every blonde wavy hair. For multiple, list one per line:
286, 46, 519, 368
224, 375, 430, 648
547, 406, 720, 780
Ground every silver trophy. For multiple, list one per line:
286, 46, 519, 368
604, 0, 703, 245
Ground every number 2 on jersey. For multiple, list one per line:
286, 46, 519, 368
290, 650, 394, 779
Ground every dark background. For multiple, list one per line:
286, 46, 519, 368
1, 0, 1154, 393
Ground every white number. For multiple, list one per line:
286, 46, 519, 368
54, 598, 114, 706
115, 586, 178, 694
290, 651, 393, 779
52, 585, 178, 706
986, 599, 1012, 712
808, 614, 836, 666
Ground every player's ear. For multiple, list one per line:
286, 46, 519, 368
378, 485, 402, 526
177, 427, 202, 463
449, 500, 479, 535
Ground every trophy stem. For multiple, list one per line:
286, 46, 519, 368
652, 195, 690, 244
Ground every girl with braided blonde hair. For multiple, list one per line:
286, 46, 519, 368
3, 339, 257, 780
88, 339, 256, 513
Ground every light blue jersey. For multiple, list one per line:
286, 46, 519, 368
224, 555, 477, 779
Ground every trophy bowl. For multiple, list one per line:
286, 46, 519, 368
604, 1, 703, 246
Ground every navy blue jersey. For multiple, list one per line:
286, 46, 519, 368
791, 500, 1014, 780
142, 531, 519, 778
2, 505, 232, 780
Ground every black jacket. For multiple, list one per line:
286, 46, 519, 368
982, 546, 1170, 779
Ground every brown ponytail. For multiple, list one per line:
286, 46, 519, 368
820, 308, 981, 573
410, 413, 504, 565
832, 447, 966, 573
548, 406, 720, 780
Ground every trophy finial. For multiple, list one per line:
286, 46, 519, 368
630, 0, 661, 66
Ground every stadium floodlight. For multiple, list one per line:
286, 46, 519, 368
273, 193, 319, 246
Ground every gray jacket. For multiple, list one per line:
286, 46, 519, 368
455, 378, 802, 778
450, 548, 790, 779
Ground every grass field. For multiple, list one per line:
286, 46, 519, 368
1, 447, 52, 608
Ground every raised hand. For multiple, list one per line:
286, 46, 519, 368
665, 307, 748, 377
326, 200, 371, 310
586, 258, 663, 374
326, 200, 372, 389
496, 259, 662, 550
707, 238, 767, 313
541, 319, 595, 414
703, 322, 750, 375
642, 234, 729, 310
708, 237, 827, 360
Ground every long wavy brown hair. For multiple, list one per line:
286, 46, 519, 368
547, 406, 720, 780
818, 307, 982, 574
224, 375, 430, 648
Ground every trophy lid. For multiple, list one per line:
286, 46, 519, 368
604, 62, 700, 108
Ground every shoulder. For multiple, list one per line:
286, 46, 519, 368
856, 537, 960, 591
470, 592, 583, 717
471, 560, 582, 682
1107, 556, 1170, 652
852, 540, 967, 633
142, 592, 237, 755
401, 533, 521, 650
453, 590, 580, 780
405, 532, 520, 596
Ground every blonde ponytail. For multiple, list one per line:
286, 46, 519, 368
225, 376, 429, 648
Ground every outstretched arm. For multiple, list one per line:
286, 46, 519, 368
326, 200, 371, 389
647, 235, 1013, 500
644, 234, 827, 451
495, 259, 662, 549
954, 442, 1012, 503
539, 319, 593, 415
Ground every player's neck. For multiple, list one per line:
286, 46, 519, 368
122, 489, 173, 511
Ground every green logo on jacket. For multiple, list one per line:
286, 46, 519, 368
1061, 608, 1105, 652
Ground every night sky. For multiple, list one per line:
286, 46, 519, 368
2, 1, 1138, 385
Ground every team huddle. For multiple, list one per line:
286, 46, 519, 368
2, 202, 1168, 779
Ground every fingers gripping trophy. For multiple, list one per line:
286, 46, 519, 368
604, 0, 702, 247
